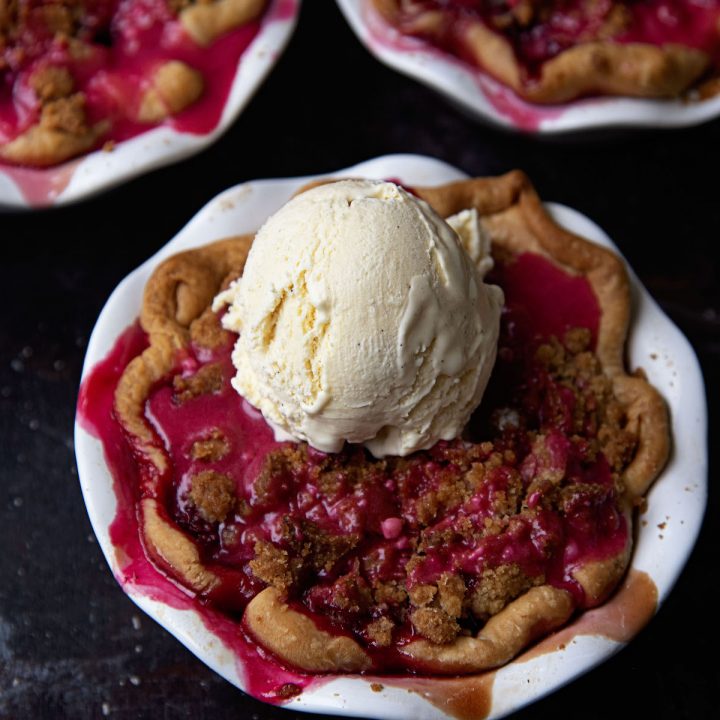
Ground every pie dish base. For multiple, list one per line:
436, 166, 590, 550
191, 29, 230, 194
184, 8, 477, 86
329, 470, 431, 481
75, 154, 707, 719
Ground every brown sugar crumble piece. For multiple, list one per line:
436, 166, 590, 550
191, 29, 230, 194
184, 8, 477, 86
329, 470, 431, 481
274, 515, 360, 578
437, 572, 466, 618
30, 66, 75, 103
491, 468, 524, 516
188, 470, 236, 523
253, 540, 299, 588
471, 564, 543, 620
249, 540, 294, 592
366, 616, 395, 647
276, 683, 302, 699
251, 444, 309, 507
407, 582, 436, 608
404, 571, 467, 644
307, 447, 389, 498
190, 428, 229, 462
40, 94, 90, 136
173, 362, 223, 403
372, 580, 407, 607
413, 463, 483, 525
294, 521, 359, 575
563, 327, 591, 354
410, 606, 459, 644
559, 481, 609, 513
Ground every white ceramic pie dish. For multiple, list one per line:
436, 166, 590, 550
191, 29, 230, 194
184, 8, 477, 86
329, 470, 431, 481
75, 154, 707, 719
0, 0, 301, 210
336, 0, 720, 134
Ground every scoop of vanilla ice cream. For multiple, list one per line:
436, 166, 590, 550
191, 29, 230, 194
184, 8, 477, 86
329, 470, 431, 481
214, 179, 503, 457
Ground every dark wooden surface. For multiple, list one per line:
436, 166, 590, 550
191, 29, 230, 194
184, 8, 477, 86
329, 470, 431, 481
1, 2, 718, 718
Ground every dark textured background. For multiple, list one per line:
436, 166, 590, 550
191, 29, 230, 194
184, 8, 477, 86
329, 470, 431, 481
1, 2, 718, 718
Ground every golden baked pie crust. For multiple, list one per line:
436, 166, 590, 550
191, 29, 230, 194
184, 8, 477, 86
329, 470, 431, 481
115, 172, 670, 675
373, 0, 713, 104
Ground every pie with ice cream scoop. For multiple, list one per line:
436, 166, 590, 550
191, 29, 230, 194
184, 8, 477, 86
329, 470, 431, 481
98, 172, 669, 676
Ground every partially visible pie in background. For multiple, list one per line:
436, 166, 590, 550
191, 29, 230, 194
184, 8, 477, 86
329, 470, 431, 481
0, 0, 267, 166
372, 0, 720, 103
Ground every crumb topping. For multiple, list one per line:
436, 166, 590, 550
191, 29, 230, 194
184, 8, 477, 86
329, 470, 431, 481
470, 563, 542, 620
437, 572, 466, 618
173, 362, 223, 403
366, 616, 395, 647
161, 315, 637, 648
410, 606, 460, 645
276, 683, 302, 699
190, 428, 229, 462
30, 66, 74, 102
39, 93, 89, 135
373, 580, 407, 606
188, 469, 235, 523
249, 540, 295, 592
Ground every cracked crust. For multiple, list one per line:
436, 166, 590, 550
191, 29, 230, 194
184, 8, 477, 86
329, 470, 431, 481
118, 173, 670, 675
373, 0, 713, 103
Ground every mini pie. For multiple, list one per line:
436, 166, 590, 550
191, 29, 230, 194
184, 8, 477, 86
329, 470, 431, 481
109, 172, 669, 676
0, 0, 266, 167
372, 0, 720, 103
